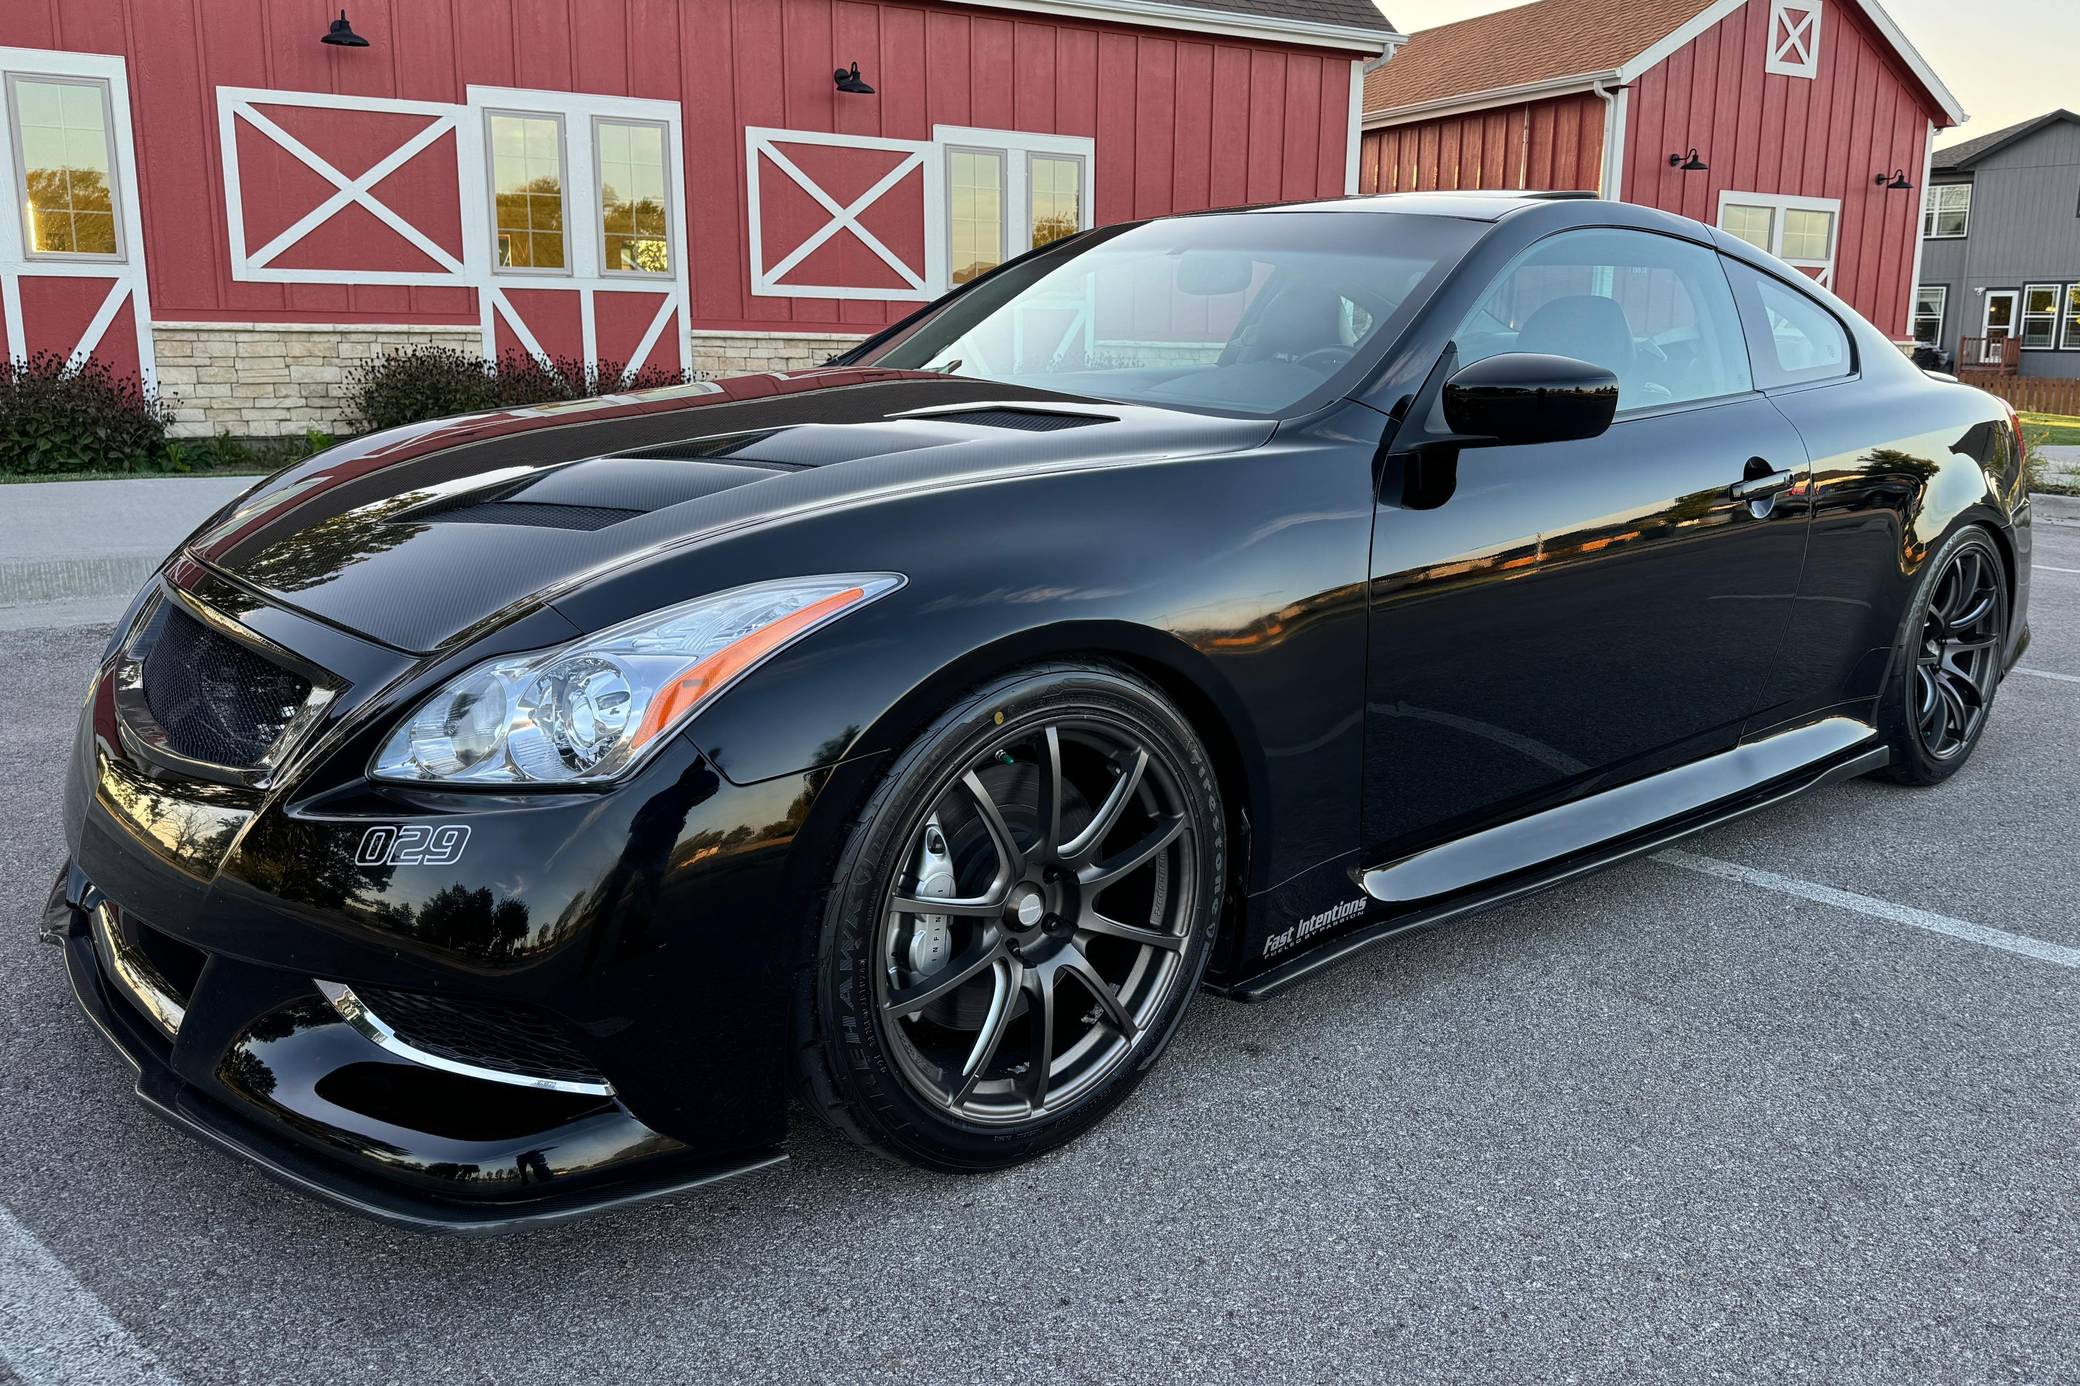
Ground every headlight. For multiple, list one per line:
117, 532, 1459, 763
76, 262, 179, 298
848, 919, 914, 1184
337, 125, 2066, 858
372, 574, 901, 785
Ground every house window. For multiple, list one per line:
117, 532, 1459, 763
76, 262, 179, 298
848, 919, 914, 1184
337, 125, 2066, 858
1028, 153, 1084, 251
1911, 286, 1946, 346
2022, 284, 2061, 350
595, 118, 670, 274
1718, 193, 1839, 284
947, 147, 1007, 286
1765, 1, 1823, 79
7, 75, 122, 259
1923, 183, 1970, 239
2064, 285, 2080, 351
487, 111, 567, 272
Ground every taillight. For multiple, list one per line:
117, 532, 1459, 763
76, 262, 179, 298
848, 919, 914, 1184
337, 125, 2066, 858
2006, 402, 2026, 455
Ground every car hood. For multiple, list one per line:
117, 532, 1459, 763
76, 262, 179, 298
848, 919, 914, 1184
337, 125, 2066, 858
186, 369, 1272, 653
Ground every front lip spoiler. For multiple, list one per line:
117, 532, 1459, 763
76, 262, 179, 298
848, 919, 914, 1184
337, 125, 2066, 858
53, 907, 785, 1235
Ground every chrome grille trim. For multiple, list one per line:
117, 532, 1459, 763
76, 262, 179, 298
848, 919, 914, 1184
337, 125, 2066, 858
315, 981, 616, 1098
89, 904, 185, 1040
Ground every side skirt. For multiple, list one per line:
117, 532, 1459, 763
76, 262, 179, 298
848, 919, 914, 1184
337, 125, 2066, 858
1210, 718, 1887, 1002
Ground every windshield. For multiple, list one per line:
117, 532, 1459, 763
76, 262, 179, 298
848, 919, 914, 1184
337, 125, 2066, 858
854, 211, 1478, 417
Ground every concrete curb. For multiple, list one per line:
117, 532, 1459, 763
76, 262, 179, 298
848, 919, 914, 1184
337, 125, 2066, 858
2031, 492, 2080, 526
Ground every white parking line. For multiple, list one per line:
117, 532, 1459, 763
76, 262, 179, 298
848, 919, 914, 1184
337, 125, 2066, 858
1655, 850, 2080, 969
0, 1205, 180, 1386
2035, 564, 2080, 575
2014, 666, 2080, 685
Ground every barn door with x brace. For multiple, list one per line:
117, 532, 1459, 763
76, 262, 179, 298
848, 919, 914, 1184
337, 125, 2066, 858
0, 46, 157, 386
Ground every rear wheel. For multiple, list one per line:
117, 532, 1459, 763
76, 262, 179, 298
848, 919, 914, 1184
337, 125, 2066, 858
1876, 524, 2008, 785
796, 663, 1224, 1170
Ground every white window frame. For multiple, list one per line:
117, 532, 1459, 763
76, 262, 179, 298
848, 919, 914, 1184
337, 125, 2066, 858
944, 143, 1010, 286
1765, 0, 1823, 79
2020, 283, 2061, 351
1980, 289, 2018, 366
935, 126, 1095, 291
1717, 190, 1840, 286
1023, 149, 1089, 255
6, 72, 125, 263
2063, 285, 2080, 352
1923, 182, 1970, 240
483, 107, 571, 278
591, 115, 673, 279
1911, 284, 1946, 346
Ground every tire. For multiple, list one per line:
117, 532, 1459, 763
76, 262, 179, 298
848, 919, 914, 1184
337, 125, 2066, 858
1874, 523, 2009, 786
795, 662, 1225, 1171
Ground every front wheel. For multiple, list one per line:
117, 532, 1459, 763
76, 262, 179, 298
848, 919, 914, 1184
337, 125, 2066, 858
796, 663, 1225, 1170
1875, 524, 2009, 786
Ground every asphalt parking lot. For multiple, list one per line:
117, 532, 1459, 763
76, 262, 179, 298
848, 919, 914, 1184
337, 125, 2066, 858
2, 500, 2076, 1385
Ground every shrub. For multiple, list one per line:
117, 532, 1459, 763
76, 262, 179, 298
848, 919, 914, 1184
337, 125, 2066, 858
165, 428, 336, 477
341, 346, 691, 434
0, 351, 176, 477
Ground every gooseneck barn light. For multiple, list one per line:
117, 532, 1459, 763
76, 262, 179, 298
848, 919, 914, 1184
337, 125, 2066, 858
1875, 169, 1914, 190
834, 62, 875, 95
322, 9, 369, 46
1668, 148, 1708, 172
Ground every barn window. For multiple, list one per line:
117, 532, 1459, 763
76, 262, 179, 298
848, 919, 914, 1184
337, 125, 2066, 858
1717, 192, 1839, 285
487, 111, 568, 272
7, 75, 122, 260
1923, 183, 1970, 239
1911, 286, 1946, 345
594, 118, 670, 275
947, 147, 1007, 286
1027, 154, 1084, 251
1765, 1, 1823, 79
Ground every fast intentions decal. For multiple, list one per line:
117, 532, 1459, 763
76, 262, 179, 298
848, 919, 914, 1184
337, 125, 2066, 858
1263, 898, 1367, 959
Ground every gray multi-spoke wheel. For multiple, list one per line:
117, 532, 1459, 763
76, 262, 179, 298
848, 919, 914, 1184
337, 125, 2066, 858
798, 663, 1224, 1169
1878, 525, 2008, 785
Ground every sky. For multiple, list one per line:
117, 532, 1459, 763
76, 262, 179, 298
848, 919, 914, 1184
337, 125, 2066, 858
1376, 0, 2079, 147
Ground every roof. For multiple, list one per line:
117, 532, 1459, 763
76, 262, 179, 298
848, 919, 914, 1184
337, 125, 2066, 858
1933, 110, 2080, 171
956, 0, 1400, 52
1363, 0, 1707, 116
1363, 0, 1963, 128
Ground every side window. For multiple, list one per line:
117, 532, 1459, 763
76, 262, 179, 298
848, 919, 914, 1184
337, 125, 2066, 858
1453, 228, 1752, 414
486, 111, 568, 273
1725, 261, 1853, 387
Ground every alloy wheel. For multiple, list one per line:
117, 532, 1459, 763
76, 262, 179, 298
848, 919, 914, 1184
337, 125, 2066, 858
1913, 543, 2005, 761
874, 717, 1199, 1124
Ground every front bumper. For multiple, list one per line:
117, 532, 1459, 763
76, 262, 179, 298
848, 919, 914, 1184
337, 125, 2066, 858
45, 867, 784, 1233
44, 565, 874, 1230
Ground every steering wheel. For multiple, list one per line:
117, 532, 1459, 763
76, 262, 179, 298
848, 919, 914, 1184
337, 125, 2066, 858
1295, 346, 1355, 373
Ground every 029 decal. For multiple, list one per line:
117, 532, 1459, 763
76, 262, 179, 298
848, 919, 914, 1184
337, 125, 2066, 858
356, 823, 471, 867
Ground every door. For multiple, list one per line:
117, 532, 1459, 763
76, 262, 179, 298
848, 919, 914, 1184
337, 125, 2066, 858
1361, 228, 1812, 864
1981, 290, 2018, 366
0, 49, 155, 385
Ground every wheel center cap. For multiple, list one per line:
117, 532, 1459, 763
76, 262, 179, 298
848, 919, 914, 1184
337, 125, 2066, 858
1014, 891, 1045, 929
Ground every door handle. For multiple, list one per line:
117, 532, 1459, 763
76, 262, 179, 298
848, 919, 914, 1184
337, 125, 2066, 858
1729, 468, 1795, 502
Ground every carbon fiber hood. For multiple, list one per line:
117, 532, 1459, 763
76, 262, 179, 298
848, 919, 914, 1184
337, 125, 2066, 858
185, 370, 1269, 653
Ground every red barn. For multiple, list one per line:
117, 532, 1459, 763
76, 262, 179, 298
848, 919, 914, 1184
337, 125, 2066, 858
0, 0, 1398, 436
1357, 0, 1963, 339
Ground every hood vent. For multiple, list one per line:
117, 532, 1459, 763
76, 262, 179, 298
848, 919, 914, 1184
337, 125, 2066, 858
924, 407, 1108, 431
415, 498, 643, 532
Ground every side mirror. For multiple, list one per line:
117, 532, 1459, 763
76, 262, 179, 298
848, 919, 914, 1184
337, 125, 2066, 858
1441, 352, 1619, 448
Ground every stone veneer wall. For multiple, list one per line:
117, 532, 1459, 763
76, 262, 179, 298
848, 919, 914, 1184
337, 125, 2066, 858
151, 323, 482, 438
149, 323, 871, 438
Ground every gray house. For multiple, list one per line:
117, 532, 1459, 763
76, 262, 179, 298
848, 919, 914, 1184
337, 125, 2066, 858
1916, 110, 2080, 379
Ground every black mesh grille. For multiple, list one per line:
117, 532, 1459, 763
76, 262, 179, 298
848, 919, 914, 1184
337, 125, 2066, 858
931, 408, 1105, 431
139, 602, 313, 769
417, 499, 643, 531
625, 433, 769, 460
354, 986, 606, 1087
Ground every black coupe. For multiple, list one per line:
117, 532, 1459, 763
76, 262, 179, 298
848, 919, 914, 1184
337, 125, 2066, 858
45, 192, 2033, 1229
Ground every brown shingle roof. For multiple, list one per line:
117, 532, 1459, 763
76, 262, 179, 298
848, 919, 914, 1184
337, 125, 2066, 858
1363, 0, 1713, 117
1184, 0, 1399, 34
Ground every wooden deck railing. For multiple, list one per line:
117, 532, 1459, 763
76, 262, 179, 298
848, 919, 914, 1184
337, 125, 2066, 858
1958, 335, 2021, 375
